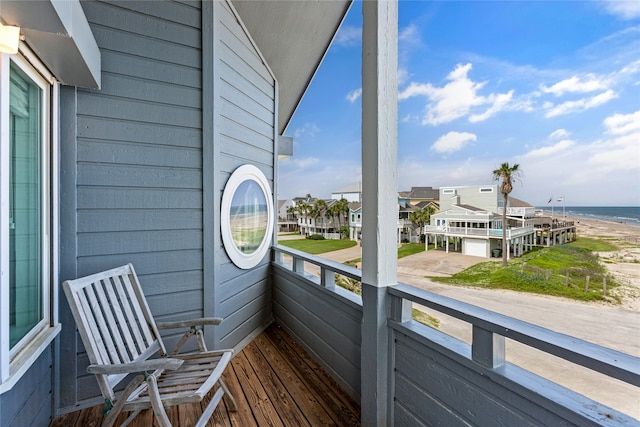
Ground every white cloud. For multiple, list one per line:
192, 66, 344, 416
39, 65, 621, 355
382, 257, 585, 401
603, 110, 640, 135
335, 25, 361, 47
431, 131, 477, 154
280, 156, 320, 170
469, 91, 514, 122
549, 129, 570, 139
540, 74, 609, 96
600, 0, 640, 19
346, 88, 362, 103
544, 89, 618, 118
399, 63, 513, 126
522, 140, 576, 158
399, 24, 421, 45
293, 122, 320, 139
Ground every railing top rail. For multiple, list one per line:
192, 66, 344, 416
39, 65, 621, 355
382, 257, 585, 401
273, 244, 362, 281
389, 283, 640, 387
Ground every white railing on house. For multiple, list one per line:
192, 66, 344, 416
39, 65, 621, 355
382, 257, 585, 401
498, 206, 537, 217
271, 244, 639, 425
425, 225, 535, 239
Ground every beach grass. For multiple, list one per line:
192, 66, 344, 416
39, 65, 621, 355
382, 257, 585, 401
569, 237, 619, 252
278, 238, 356, 254
433, 244, 619, 302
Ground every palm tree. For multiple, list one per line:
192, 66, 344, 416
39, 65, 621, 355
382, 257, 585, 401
493, 162, 522, 267
409, 206, 435, 246
313, 199, 328, 235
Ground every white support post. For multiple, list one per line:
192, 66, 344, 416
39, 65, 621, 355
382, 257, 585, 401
360, 1, 398, 425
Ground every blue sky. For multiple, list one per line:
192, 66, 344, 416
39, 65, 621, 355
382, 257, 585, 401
279, 1, 640, 207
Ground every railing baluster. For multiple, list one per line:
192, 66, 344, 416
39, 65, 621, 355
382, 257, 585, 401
472, 325, 505, 368
321, 268, 335, 288
292, 256, 304, 273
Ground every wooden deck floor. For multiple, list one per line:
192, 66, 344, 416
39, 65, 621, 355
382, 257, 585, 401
51, 324, 360, 427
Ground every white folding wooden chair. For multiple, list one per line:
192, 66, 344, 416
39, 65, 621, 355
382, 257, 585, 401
63, 263, 237, 427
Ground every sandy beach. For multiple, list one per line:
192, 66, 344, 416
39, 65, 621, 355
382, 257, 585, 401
566, 216, 640, 310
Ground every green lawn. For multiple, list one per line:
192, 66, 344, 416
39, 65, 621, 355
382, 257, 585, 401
278, 238, 356, 254
433, 244, 618, 302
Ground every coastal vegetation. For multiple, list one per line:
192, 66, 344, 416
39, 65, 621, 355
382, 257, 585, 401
432, 243, 618, 302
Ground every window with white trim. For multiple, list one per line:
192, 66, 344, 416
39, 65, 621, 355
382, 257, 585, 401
0, 47, 60, 391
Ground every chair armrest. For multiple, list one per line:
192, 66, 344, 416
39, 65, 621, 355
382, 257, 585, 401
155, 317, 223, 330
87, 358, 184, 375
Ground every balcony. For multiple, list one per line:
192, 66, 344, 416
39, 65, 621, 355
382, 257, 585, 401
50, 323, 361, 427
271, 245, 639, 425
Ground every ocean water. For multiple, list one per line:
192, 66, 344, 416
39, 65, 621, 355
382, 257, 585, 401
537, 206, 640, 227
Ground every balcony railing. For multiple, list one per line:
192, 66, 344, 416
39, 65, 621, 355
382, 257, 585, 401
425, 224, 535, 239
272, 244, 639, 425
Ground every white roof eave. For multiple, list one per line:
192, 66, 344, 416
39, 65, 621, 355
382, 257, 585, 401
1, 0, 101, 89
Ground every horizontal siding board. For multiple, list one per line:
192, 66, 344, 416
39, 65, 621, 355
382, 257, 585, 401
84, 1, 201, 46
273, 284, 361, 367
77, 163, 201, 189
219, 152, 273, 178
78, 140, 201, 169
77, 249, 202, 278
395, 340, 539, 426
137, 270, 203, 297
220, 78, 274, 123
220, 60, 273, 109
218, 43, 273, 96
219, 277, 270, 319
77, 229, 202, 256
78, 116, 201, 148
77, 209, 201, 232
218, 264, 271, 303
220, 142, 273, 168
106, 0, 202, 27
220, 118, 274, 153
0, 348, 52, 426
220, 98, 273, 139
394, 403, 430, 427
219, 288, 272, 348
392, 330, 604, 426
90, 25, 200, 67
219, 5, 272, 86
77, 187, 201, 209
147, 289, 203, 317
100, 50, 201, 88
395, 376, 469, 427
97, 73, 201, 108
78, 93, 200, 128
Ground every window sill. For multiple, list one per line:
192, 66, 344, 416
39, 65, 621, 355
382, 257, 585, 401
0, 323, 61, 394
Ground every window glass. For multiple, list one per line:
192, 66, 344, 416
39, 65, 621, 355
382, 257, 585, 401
229, 180, 268, 254
8, 62, 43, 349
221, 165, 274, 269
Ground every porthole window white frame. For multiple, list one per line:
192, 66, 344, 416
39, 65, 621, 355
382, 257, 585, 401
221, 165, 274, 269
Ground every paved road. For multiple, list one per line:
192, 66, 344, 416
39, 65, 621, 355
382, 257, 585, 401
281, 240, 640, 418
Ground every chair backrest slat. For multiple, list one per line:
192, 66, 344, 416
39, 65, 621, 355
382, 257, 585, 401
63, 263, 165, 399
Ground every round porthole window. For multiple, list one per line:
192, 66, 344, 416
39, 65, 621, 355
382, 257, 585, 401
221, 164, 274, 269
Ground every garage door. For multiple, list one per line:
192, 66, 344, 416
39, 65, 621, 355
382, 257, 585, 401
465, 239, 487, 257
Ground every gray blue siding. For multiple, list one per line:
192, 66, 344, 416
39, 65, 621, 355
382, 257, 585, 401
212, 0, 276, 350
272, 264, 362, 399
0, 345, 53, 427
56, 0, 276, 411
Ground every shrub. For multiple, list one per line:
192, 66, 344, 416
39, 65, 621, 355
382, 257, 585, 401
306, 234, 325, 240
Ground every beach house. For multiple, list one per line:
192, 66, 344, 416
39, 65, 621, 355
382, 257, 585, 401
426, 185, 537, 258
0, 1, 636, 426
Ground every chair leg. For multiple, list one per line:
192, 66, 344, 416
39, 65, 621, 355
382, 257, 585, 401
219, 379, 237, 412
102, 374, 145, 427
146, 374, 171, 427
195, 387, 225, 427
